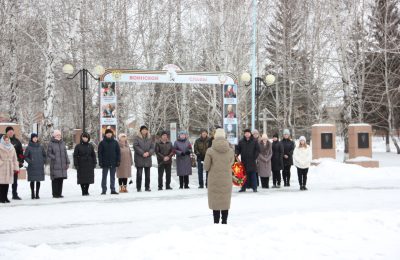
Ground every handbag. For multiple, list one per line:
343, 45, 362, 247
191, 154, 197, 168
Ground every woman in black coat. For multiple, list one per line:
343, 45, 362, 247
281, 129, 295, 186
24, 133, 46, 199
73, 133, 97, 196
271, 133, 284, 188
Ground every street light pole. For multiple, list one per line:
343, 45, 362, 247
63, 65, 105, 133
251, 0, 257, 131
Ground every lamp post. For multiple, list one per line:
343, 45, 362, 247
63, 64, 105, 133
241, 72, 275, 130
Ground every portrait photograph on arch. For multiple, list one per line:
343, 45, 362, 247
101, 82, 116, 97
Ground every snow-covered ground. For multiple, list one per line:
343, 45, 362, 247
1, 140, 400, 259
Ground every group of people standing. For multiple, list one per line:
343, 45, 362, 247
0, 124, 312, 226
235, 128, 312, 192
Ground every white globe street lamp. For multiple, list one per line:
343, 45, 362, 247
62, 64, 74, 75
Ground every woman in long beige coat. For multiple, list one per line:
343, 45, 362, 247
204, 128, 235, 224
117, 133, 133, 193
0, 135, 19, 203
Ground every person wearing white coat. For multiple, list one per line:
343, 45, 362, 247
293, 136, 312, 190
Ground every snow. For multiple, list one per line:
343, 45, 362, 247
346, 156, 376, 162
312, 123, 335, 127
348, 123, 372, 126
1, 145, 400, 259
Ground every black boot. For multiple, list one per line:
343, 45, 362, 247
179, 176, 184, 189
221, 210, 228, 224
30, 182, 35, 199
35, 182, 40, 199
213, 210, 220, 224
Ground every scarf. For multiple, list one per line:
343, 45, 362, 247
1, 137, 13, 150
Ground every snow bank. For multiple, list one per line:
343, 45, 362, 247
1, 210, 399, 260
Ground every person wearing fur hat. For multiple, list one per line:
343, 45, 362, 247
252, 129, 260, 142
73, 133, 97, 196
293, 136, 312, 190
47, 130, 70, 198
271, 133, 284, 188
194, 129, 210, 189
0, 135, 19, 203
155, 131, 174, 190
24, 133, 46, 199
252, 129, 260, 187
98, 129, 120, 195
281, 129, 295, 187
133, 125, 155, 192
235, 128, 260, 192
117, 133, 133, 193
174, 130, 192, 189
204, 128, 234, 224
257, 134, 272, 188
1, 126, 24, 200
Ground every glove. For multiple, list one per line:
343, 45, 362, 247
185, 151, 191, 155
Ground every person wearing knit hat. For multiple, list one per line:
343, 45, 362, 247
98, 128, 121, 195
47, 130, 70, 198
293, 136, 312, 191
271, 133, 284, 188
155, 130, 174, 190
194, 129, 211, 189
3, 126, 24, 200
281, 129, 295, 187
0, 135, 19, 203
116, 133, 133, 193
235, 128, 260, 192
204, 128, 234, 224
174, 130, 192, 189
214, 128, 226, 138
258, 134, 272, 189
24, 133, 46, 199
73, 133, 97, 196
133, 124, 154, 192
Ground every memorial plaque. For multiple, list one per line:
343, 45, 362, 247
321, 133, 333, 149
358, 132, 369, 149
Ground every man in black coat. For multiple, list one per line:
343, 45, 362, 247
98, 129, 121, 195
2, 127, 24, 200
194, 129, 210, 189
235, 129, 260, 192
271, 133, 284, 188
281, 129, 295, 186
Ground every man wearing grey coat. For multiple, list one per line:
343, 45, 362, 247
47, 130, 70, 198
133, 126, 155, 192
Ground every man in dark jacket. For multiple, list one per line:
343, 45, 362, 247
235, 129, 260, 192
155, 131, 174, 190
133, 125, 155, 192
98, 129, 120, 195
194, 129, 210, 188
271, 133, 284, 188
3, 127, 24, 200
281, 129, 295, 186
